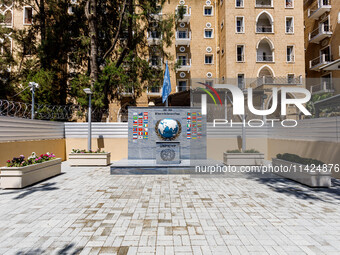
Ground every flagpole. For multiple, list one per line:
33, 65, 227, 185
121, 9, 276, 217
165, 60, 169, 107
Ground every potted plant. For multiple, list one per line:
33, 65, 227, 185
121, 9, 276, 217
272, 153, 331, 187
224, 149, 264, 166
0, 152, 61, 189
68, 149, 111, 166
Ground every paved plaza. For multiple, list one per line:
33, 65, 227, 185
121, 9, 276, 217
0, 163, 340, 255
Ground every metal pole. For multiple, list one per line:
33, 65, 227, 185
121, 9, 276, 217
165, 98, 168, 107
88, 94, 92, 151
242, 114, 246, 152
31, 85, 35, 119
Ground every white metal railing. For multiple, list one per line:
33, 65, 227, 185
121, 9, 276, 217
256, 25, 273, 33
310, 81, 333, 94
251, 75, 302, 87
287, 55, 295, 62
309, 54, 329, 69
309, 24, 332, 40
175, 31, 191, 40
308, 0, 331, 17
236, 26, 244, 33
177, 58, 191, 68
256, 54, 274, 62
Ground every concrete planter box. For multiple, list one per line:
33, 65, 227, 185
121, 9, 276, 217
68, 153, 111, 166
272, 158, 331, 188
223, 153, 264, 166
0, 158, 62, 189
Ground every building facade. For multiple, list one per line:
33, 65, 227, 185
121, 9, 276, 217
2, 0, 308, 120
304, 0, 340, 96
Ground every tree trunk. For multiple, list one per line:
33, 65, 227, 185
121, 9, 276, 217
86, 0, 99, 87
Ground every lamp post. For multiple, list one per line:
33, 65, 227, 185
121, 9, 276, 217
28, 82, 39, 119
83, 88, 93, 151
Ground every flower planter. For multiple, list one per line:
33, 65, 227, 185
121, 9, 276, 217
68, 153, 111, 166
223, 153, 264, 166
0, 158, 62, 189
272, 158, 331, 188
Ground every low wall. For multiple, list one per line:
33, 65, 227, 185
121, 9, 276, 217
268, 138, 340, 179
65, 138, 128, 161
0, 139, 66, 167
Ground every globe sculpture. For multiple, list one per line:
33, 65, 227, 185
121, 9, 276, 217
157, 118, 180, 140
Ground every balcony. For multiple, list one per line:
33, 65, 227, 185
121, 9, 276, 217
149, 58, 163, 69
256, 55, 274, 62
310, 82, 334, 95
176, 59, 191, 72
147, 32, 161, 45
251, 76, 302, 87
147, 86, 162, 96
308, 0, 331, 20
176, 7, 191, 23
255, 0, 273, 8
309, 24, 332, 44
256, 25, 273, 33
175, 31, 191, 46
309, 54, 330, 71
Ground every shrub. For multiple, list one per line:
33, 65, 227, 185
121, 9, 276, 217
227, 149, 260, 153
276, 153, 324, 165
71, 149, 105, 153
6, 152, 56, 167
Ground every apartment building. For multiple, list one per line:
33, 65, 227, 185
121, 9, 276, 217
1, 0, 307, 120
304, 0, 340, 96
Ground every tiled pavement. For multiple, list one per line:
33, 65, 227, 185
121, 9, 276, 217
0, 163, 340, 255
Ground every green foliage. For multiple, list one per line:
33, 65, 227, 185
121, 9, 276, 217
276, 153, 325, 165
306, 93, 333, 117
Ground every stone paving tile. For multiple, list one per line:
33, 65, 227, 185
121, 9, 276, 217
0, 162, 340, 254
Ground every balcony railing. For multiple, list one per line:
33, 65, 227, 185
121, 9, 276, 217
236, 26, 244, 33
287, 55, 295, 62
176, 59, 191, 72
255, 0, 273, 8
147, 32, 161, 45
309, 54, 330, 70
251, 76, 303, 87
237, 54, 244, 62
176, 7, 191, 23
310, 82, 334, 94
177, 85, 189, 92
309, 24, 332, 43
147, 86, 162, 95
256, 25, 273, 33
149, 58, 163, 68
256, 55, 274, 62
308, 0, 331, 19
175, 31, 191, 46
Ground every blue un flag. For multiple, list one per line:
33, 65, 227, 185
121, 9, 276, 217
162, 61, 171, 103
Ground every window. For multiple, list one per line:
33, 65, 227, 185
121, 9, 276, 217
178, 29, 188, 38
204, 6, 213, 16
321, 46, 331, 62
237, 45, 245, 62
287, 46, 294, 62
285, 17, 294, 33
205, 80, 214, 87
287, 74, 295, 84
236, 0, 244, 8
285, 0, 293, 8
177, 80, 188, 92
24, 7, 33, 25
150, 56, 160, 66
204, 29, 213, 38
178, 55, 187, 66
237, 74, 245, 89
23, 7, 33, 25
236, 17, 244, 33
205, 54, 213, 64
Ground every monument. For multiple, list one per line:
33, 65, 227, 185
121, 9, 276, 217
110, 107, 208, 174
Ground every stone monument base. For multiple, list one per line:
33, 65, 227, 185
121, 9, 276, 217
110, 159, 223, 175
